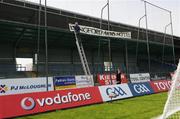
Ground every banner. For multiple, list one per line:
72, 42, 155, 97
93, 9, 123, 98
54, 76, 76, 90
150, 73, 167, 81
98, 84, 133, 102
0, 87, 102, 118
150, 80, 171, 93
0, 77, 54, 96
75, 75, 94, 88
130, 73, 150, 83
97, 74, 117, 85
128, 82, 154, 96
69, 24, 131, 39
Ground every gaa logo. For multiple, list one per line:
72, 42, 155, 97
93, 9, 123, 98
106, 86, 127, 99
21, 97, 36, 110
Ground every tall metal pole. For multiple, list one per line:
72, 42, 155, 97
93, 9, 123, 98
98, 3, 108, 73
125, 40, 129, 76
108, 0, 111, 61
37, 0, 41, 77
100, 3, 108, 29
107, 0, 112, 85
44, 0, 49, 91
142, 0, 175, 68
144, 1, 151, 73
170, 12, 176, 65
162, 23, 171, 65
136, 15, 145, 68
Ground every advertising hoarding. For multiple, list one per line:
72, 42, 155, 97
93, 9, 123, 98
54, 76, 76, 90
0, 87, 102, 118
98, 84, 133, 102
150, 80, 171, 93
97, 74, 117, 85
75, 75, 94, 88
0, 77, 54, 96
130, 73, 150, 83
128, 82, 154, 96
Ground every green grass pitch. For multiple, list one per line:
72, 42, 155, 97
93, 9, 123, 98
16, 92, 167, 119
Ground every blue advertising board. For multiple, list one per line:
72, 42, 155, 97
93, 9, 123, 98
128, 82, 154, 97
54, 76, 76, 86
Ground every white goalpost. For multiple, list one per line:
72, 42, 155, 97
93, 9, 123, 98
160, 59, 180, 119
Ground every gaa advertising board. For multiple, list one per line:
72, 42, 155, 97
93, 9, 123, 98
0, 87, 102, 118
0, 77, 54, 95
130, 73, 150, 83
128, 82, 154, 97
75, 75, 94, 88
98, 84, 133, 102
150, 80, 171, 93
54, 76, 76, 90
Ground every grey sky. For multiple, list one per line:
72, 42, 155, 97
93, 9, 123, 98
27, 0, 180, 37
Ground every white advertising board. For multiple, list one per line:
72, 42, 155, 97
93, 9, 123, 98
98, 84, 133, 102
75, 75, 94, 88
0, 77, 54, 96
130, 73, 150, 83
69, 24, 131, 39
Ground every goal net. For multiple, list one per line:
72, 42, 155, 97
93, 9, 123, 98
161, 59, 180, 119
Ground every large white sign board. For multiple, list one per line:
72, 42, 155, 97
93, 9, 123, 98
0, 77, 54, 96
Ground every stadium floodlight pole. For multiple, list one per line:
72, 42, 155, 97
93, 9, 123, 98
44, 0, 49, 91
142, 0, 151, 73
37, 0, 41, 77
136, 15, 145, 68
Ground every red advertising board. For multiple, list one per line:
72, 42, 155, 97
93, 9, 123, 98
97, 74, 128, 85
150, 80, 172, 93
0, 87, 102, 118
97, 74, 117, 85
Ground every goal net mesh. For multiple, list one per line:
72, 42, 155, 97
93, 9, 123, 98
161, 59, 180, 119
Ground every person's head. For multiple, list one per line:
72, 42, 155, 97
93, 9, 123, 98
117, 68, 121, 73
75, 22, 78, 25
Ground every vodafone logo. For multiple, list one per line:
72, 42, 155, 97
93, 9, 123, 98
20, 92, 91, 111
21, 97, 36, 110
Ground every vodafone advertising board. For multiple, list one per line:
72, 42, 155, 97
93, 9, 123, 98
0, 77, 54, 95
150, 80, 171, 93
0, 86, 102, 118
98, 84, 133, 102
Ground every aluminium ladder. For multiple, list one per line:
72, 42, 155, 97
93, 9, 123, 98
74, 31, 92, 79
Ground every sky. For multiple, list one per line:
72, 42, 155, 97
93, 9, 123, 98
27, 0, 180, 37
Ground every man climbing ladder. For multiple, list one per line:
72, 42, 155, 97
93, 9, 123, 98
73, 22, 92, 81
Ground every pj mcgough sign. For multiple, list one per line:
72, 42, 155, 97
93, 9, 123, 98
69, 24, 131, 39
